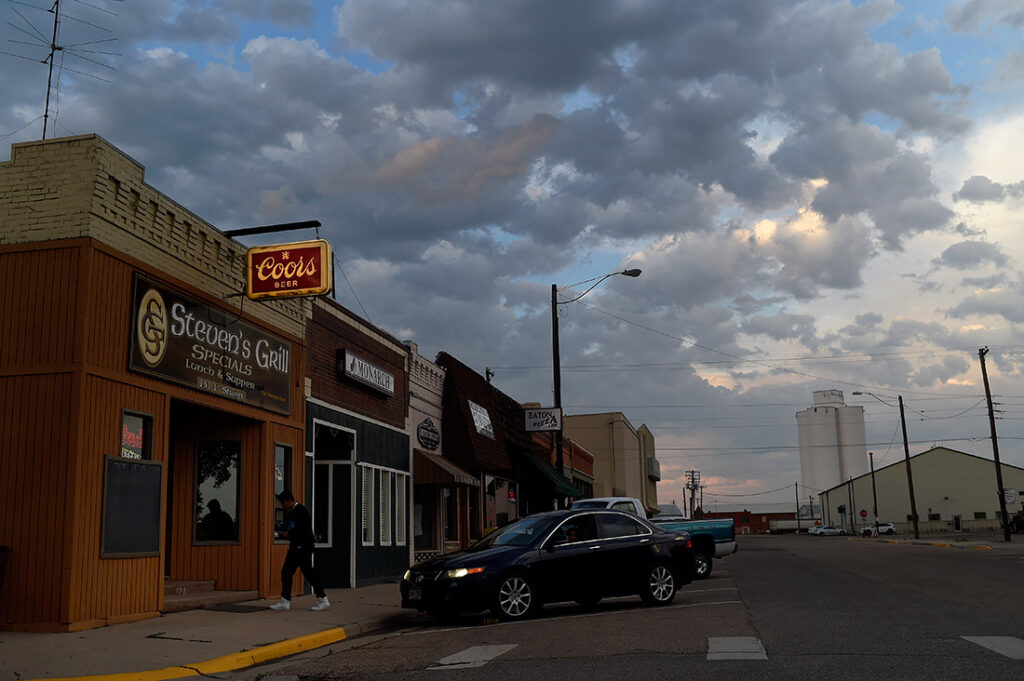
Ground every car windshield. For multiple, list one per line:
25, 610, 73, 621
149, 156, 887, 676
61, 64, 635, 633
469, 516, 558, 550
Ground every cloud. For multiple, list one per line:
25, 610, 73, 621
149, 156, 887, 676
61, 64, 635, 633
952, 175, 1024, 203
932, 240, 1008, 270
945, 0, 1024, 32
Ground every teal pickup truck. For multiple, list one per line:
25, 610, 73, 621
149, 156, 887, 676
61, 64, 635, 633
649, 516, 736, 579
570, 498, 737, 580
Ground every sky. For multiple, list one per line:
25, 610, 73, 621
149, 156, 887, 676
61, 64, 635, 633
3, 0, 1024, 509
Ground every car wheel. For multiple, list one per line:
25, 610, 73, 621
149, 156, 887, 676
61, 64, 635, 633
492, 573, 538, 620
693, 549, 713, 579
839, 529, 846, 535
886, 529, 895, 535
640, 563, 676, 605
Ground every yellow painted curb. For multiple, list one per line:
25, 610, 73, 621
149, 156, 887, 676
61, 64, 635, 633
973, 545, 993, 550
21, 627, 349, 681
931, 542, 951, 547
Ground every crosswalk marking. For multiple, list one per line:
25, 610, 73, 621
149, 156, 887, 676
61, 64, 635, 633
962, 636, 1024, 659
428, 644, 518, 670
707, 636, 767, 661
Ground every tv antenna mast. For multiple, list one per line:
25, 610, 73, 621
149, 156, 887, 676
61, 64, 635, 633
2, 0, 121, 139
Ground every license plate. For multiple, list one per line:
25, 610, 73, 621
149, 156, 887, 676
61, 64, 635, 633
408, 588, 422, 601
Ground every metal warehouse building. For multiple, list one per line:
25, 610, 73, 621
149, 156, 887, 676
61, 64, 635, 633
819, 446, 1024, 535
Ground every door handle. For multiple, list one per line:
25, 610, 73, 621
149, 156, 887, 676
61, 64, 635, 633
640, 538, 650, 544
589, 545, 602, 551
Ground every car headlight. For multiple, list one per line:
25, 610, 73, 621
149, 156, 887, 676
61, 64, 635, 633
444, 567, 484, 579
403, 569, 411, 581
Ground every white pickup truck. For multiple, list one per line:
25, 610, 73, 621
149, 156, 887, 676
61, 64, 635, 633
570, 497, 737, 579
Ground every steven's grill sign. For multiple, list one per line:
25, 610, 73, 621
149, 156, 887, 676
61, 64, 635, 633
246, 239, 332, 300
130, 276, 292, 415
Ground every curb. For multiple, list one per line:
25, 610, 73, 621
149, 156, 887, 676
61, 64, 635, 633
18, 615, 406, 681
881, 538, 996, 551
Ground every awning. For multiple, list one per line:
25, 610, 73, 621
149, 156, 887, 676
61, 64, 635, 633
522, 454, 582, 498
414, 449, 479, 487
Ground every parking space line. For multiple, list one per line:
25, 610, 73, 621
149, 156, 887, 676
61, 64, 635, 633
962, 636, 1024, 659
427, 644, 518, 670
707, 637, 767, 661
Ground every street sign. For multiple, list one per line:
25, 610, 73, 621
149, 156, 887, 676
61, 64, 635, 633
860, 509, 867, 518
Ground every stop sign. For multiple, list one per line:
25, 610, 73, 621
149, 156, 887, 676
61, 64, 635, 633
860, 509, 867, 518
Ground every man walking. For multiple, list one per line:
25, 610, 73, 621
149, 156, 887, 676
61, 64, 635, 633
269, 489, 330, 611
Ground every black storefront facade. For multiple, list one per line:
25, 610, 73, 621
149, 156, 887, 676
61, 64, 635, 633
306, 298, 411, 587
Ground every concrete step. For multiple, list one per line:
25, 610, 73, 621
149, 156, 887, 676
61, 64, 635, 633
164, 580, 216, 597
162, 589, 260, 613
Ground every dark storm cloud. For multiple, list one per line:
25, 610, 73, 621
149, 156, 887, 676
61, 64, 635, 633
961, 273, 1008, 289
932, 241, 1008, 270
772, 121, 954, 249
952, 175, 1024, 203
769, 215, 876, 297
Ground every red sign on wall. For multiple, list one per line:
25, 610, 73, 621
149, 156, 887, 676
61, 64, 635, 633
246, 239, 332, 300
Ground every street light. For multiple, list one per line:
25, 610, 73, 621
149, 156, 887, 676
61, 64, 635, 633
853, 391, 920, 539
552, 269, 641, 503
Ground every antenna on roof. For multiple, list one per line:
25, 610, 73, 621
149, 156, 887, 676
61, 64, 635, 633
2, 0, 122, 139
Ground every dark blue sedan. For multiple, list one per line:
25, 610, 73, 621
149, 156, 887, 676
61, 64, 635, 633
401, 509, 695, 620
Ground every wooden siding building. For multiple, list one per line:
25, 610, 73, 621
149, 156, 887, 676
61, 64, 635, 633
0, 135, 308, 631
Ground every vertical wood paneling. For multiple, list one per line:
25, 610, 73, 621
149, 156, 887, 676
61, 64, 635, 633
0, 373, 73, 627
67, 375, 165, 624
0, 245, 80, 371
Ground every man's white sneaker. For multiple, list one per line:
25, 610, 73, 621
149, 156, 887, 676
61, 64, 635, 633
310, 596, 330, 611
269, 598, 291, 611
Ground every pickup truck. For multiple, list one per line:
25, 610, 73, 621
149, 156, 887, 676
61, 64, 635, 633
570, 497, 737, 579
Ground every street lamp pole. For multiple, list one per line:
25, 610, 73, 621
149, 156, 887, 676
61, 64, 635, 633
551, 269, 641, 505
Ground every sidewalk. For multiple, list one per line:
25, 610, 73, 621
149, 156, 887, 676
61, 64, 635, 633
0, 583, 421, 681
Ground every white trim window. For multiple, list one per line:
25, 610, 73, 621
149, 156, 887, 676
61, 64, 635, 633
380, 470, 393, 545
361, 467, 374, 546
395, 474, 408, 546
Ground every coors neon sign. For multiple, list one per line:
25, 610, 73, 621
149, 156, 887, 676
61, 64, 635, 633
246, 239, 332, 300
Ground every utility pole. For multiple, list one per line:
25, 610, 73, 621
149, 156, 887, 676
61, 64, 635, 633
899, 396, 921, 539
847, 478, 854, 534
685, 470, 701, 518
795, 483, 801, 532
979, 347, 1011, 542
869, 452, 879, 536
810, 495, 814, 523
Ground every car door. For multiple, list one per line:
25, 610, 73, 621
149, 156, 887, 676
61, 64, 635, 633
531, 514, 600, 604
594, 512, 652, 596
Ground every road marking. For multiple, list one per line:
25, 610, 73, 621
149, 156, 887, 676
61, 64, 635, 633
707, 637, 767, 661
428, 644, 518, 670
962, 636, 1024, 659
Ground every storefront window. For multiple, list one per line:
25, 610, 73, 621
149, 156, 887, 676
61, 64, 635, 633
274, 444, 292, 534
444, 487, 458, 541
484, 475, 518, 528
414, 490, 437, 551
195, 439, 240, 543
120, 411, 152, 460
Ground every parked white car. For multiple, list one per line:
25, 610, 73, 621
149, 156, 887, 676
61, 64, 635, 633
860, 522, 896, 536
816, 526, 847, 536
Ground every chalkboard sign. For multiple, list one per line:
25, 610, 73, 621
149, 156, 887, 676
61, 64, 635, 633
102, 456, 163, 557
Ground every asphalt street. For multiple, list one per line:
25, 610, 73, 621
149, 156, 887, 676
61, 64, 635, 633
227, 535, 1024, 681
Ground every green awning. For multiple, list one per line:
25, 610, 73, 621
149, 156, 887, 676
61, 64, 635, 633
522, 454, 582, 498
